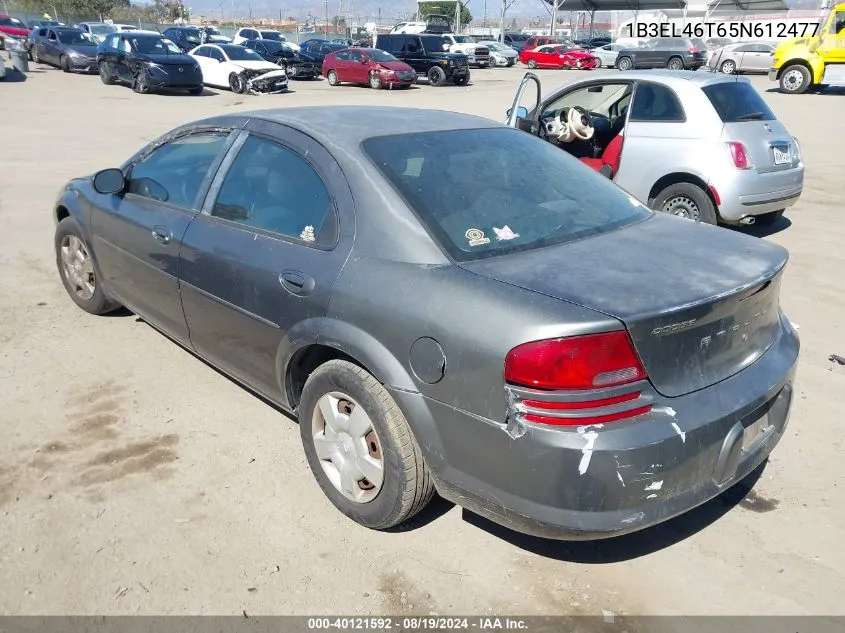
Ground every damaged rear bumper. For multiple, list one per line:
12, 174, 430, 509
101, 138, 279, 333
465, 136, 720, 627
392, 316, 799, 540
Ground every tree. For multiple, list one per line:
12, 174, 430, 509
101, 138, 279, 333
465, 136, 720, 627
418, 2, 473, 28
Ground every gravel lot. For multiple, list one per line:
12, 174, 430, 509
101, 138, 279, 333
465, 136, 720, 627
0, 62, 843, 617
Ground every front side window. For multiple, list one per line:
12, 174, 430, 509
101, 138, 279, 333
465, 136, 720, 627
629, 83, 685, 122
220, 45, 262, 61
193, 46, 208, 57
362, 128, 649, 262
209, 47, 225, 62
128, 133, 229, 209
104, 33, 118, 49
211, 136, 335, 245
58, 30, 95, 45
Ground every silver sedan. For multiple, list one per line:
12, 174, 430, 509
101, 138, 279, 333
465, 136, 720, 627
590, 43, 624, 68
707, 42, 776, 74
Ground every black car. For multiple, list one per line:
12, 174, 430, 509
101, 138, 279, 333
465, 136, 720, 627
97, 31, 203, 94
374, 33, 469, 86
615, 37, 708, 71
242, 38, 318, 79
29, 27, 98, 72
298, 40, 348, 65
161, 26, 203, 52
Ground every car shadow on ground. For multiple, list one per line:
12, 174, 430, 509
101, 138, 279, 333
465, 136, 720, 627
461, 460, 769, 562
729, 214, 792, 238
766, 86, 845, 95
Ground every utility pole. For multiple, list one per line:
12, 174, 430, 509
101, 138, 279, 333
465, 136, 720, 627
325, 0, 329, 35
231, 0, 234, 27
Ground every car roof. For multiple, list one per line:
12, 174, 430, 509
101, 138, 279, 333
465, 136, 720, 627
217, 106, 498, 147
584, 69, 745, 89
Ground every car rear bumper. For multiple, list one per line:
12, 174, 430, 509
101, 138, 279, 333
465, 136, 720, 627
393, 315, 799, 540
713, 164, 804, 221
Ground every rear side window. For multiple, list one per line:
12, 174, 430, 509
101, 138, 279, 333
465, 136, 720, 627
702, 81, 775, 122
362, 128, 649, 262
630, 83, 685, 122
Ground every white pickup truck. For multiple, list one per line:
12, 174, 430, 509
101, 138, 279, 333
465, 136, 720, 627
439, 34, 491, 67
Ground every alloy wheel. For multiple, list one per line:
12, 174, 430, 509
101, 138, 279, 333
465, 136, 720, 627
311, 392, 384, 504
60, 235, 96, 300
721, 60, 735, 74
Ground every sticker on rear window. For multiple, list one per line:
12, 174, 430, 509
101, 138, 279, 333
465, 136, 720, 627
493, 225, 520, 241
465, 228, 490, 246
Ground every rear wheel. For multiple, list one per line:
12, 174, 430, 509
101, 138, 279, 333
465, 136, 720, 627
651, 183, 717, 225
720, 59, 736, 74
779, 64, 811, 94
228, 72, 245, 93
369, 71, 382, 89
299, 360, 435, 530
617, 56, 632, 71
754, 210, 784, 226
326, 69, 340, 86
99, 61, 114, 84
667, 56, 683, 70
61, 55, 70, 72
527, 58, 538, 69
427, 65, 446, 86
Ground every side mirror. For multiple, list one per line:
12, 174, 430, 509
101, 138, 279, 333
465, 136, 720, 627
92, 168, 126, 195
506, 106, 529, 118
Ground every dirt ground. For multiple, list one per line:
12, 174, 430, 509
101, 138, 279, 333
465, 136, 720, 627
0, 61, 843, 617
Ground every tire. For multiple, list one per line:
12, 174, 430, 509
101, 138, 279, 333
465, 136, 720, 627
427, 65, 446, 86
369, 71, 382, 89
132, 69, 150, 94
99, 61, 114, 85
594, 59, 602, 68
61, 55, 70, 72
720, 59, 736, 74
506, 59, 514, 67
754, 210, 784, 226
667, 56, 683, 70
188, 86, 203, 95
299, 360, 435, 530
27, 47, 33, 61
326, 69, 340, 86
617, 56, 632, 71
779, 64, 811, 94
228, 72, 245, 93
453, 72, 469, 86
55, 217, 121, 315
651, 182, 718, 225
527, 59, 537, 69
32, 47, 41, 64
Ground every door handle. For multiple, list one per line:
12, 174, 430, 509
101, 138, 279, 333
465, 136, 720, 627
152, 225, 172, 244
279, 270, 315, 296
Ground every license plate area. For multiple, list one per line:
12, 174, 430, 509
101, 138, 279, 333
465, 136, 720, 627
742, 404, 775, 453
772, 144, 791, 165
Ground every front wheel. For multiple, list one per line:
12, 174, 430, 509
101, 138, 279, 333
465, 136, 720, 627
779, 64, 811, 94
506, 59, 514, 67
667, 56, 683, 70
617, 56, 633, 71
527, 59, 537, 69
55, 217, 121, 315
369, 71, 382, 89
651, 183, 717, 225
326, 69, 340, 86
32, 47, 41, 64
132, 69, 151, 94
427, 65, 446, 86
299, 360, 435, 530
228, 72, 245, 93
99, 61, 114, 84
61, 55, 70, 72
594, 59, 602, 68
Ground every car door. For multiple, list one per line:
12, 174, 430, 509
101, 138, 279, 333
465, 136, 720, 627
112, 34, 134, 81
819, 8, 845, 63
345, 49, 364, 82
44, 29, 60, 63
33, 28, 47, 59
206, 46, 229, 86
191, 45, 213, 83
404, 36, 428, 74
91, 130, 235, 344
178, 122, 354, 401
738, 44, 764, 71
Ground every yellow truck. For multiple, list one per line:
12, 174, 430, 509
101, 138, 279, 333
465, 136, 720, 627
769, 3, 845, 93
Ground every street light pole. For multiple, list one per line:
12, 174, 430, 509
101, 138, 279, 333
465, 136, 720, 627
325, 0, 329, 35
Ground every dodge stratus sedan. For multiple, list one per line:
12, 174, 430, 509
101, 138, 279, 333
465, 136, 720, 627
52, 106, 799, 539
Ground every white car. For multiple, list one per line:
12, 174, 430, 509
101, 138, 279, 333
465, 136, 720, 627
590, 43, 624, 68
479, 41, 518, 67
76, 22, 117, 43
232, 27, 292, 48
190, 43, 289, 94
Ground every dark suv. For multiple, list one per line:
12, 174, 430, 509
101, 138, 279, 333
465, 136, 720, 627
615, 37, 708, 71
375, 33, 469, 86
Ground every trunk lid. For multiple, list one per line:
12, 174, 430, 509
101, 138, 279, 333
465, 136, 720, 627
461, 214, 788, 398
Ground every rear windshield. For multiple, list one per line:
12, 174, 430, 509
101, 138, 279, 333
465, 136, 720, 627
702, 81, 776, 122
362, 128, 650, 262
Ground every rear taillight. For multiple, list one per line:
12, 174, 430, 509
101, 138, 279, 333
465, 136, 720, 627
504, 331, 647, 391
725, 141, 755, 169
689, 47, 700, 53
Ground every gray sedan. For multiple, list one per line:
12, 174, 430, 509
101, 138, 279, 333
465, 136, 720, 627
708, 42, 776, 74
590, 43, 624, 68
52, 106, 799, 540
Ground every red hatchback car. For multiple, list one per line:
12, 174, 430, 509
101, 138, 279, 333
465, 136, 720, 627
0, 14, 29, 45
519, 44, 599, 70
323, 47, 417, 89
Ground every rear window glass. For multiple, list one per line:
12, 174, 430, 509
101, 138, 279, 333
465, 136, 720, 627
362, 128, 650, 262
702, 81, 776, 122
